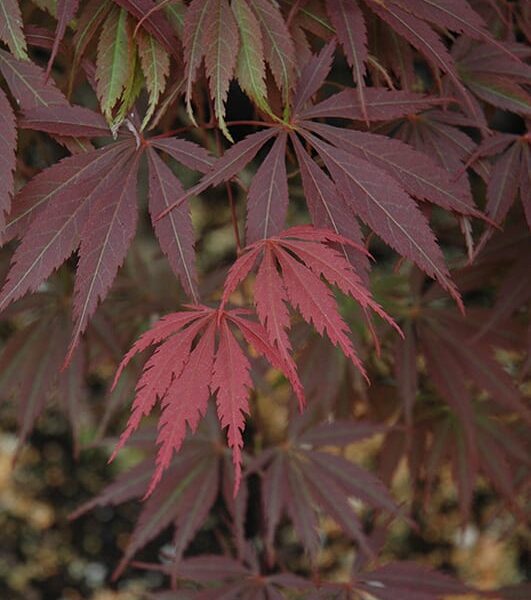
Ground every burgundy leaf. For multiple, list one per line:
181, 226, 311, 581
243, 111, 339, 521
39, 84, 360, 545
147, 320, 216, 496
0, 87, 16, 236
305, 121, 479, 217
228, 313, 305, 408
211, 318, 252, 494
2, 141, 130, 244
113, 0, 181, 57
358, 561, 469, 600
252, 0, 296, 101
292, 40, 335, 113
19, 104, 110, 137
119, 326, 207, 466
398, 0, 489, 41
113, 454, 216, 579
151, 136, 214, 173
69, 458, 153, 520
246, 131, 288, 243
326, 0, 368, 120
275, 246, 367, 377
0, 145, 133, 312
0, 319, 65, 446
484, 141, 521, 225
67, 152, 141, 361
291, 133, 369, 278
306, 133, 461, 308
300, 88, 439, 121
171, 453, 220, 563
183, 0, 214, 116
147, 148, 198, 301
299, 420, 387, 447
46, 0, 80, 76
155, 128, 277, 220
285, 458, 321, 556
0, 48, 68, 110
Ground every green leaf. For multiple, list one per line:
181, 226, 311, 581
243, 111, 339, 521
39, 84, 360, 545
203, 0, 239, 141
31, 0, 57, 16
0, 0, 28, 59
232, 0, 270, 113
112, 48, 143, 132
183, 0, 214, 125
462, 72, 531, 116
251, 0, 296, 113
164, 0, 185, 37
96, 6, 133, 123
71, 0, 112, 85
137, 29, 169, 130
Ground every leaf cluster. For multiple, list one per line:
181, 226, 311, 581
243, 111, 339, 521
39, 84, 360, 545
0, 0, 529, 596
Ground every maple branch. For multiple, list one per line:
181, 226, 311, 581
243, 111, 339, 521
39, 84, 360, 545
286, 0, 309, 27
150, 120, 276, 141
226, 181, 242, 253
132, 0, 174, 39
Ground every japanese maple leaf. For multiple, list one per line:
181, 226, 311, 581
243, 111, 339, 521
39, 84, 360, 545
71, 413, 244, 579
381, 399, 530, 526
93, 4, 175, 131
0, 50, 212, 361
0, 85, 16, 237
110, 303, 305, 497
450, 38, 531, 118
391, 253, 530, 521
157, 43, 477, 305
112, 0, 181, 58
149, 547, 312, 598
469, 131, 530, 257
141, 551, 470, 599
110, 227, 397, 499
249, 413, 400, 559
182, 0, 295, 133
45, 0, 81, 77
220, 226, 400, 393
0, 0, 28, 60
308, 561, 470, 600
0, 309, 86, 451
291, 0, 509, 127
382, 108, 491, 181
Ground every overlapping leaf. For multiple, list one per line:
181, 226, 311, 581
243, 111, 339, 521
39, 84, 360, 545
137, 28, 170, 129
0, 52, 213, 359
114, 0, 181, 57
0, 281, 88, 450
232, 0, 268, 112
310, 560, 470, 600
221, 226, 399, 393
326, 0, 368, 120
146, 148, 198, 301
383, 109, 490, 181
96, 5, 136, 126
252, 415, 399, 558
157, 46, 472, 304
46, 0, 80, 76
110, 304, 307, 496
71, 417, 226, 578
471, 132, 531, 255
0, 47, 68, 109
390, 254, 531, 520
452, 39, 531, 117
183, 0, 294, 127
0, 0, 28, 59
0, 87, 16, 237
136, 548, 311, 598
